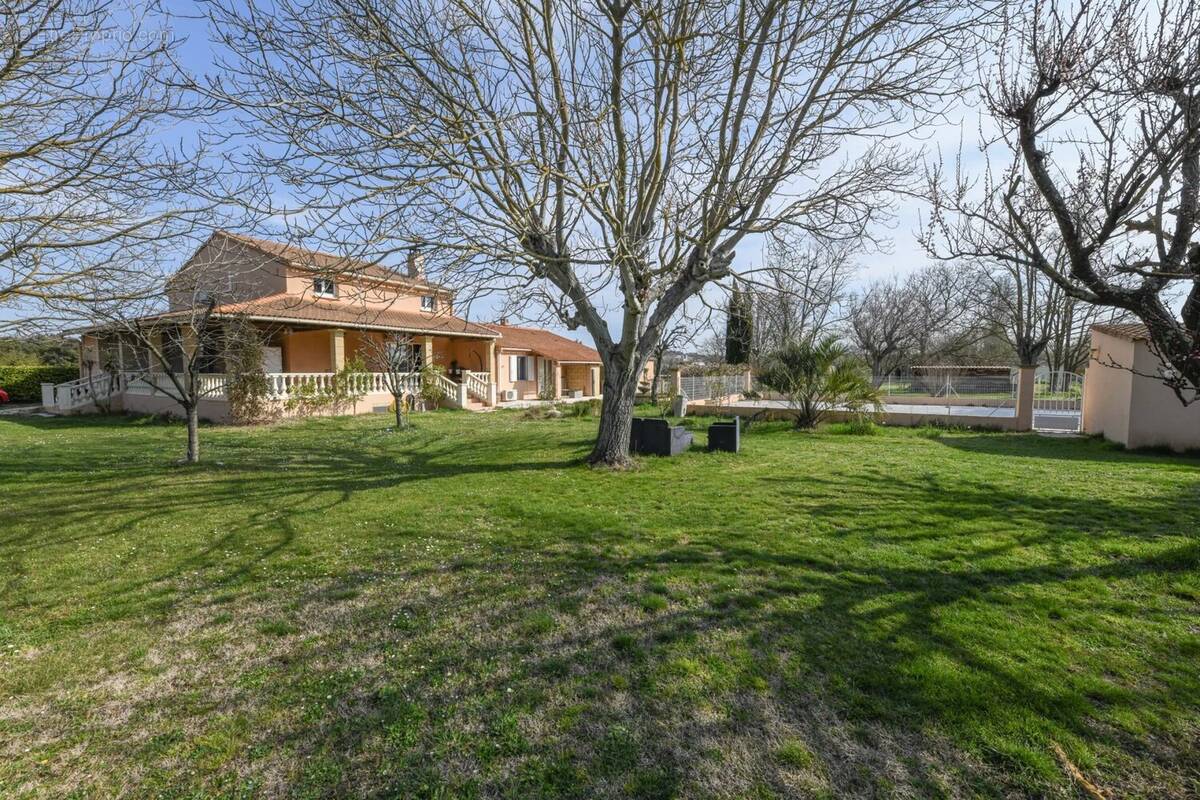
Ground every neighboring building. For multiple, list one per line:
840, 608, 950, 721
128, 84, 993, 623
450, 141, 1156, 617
1083, 323, 1200, 452
44, 231, 630, 420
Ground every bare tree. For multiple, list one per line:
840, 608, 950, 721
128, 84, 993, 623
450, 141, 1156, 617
845, 265, 981, 375
360, 332, 420, 428
980, 0, 1200, 403
846, 278, 914, 375
200, 0, 991, 466
0, 1, 222, 331
904, 263, 982, 364
92, 297, 226, 464
647, 314, 701, 403
78, 235, 291, 463
751, 235, 857, 352
924, 152, 1129, 369
1044, 296, 1123, 374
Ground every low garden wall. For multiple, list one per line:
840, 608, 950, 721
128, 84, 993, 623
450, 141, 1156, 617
687, 401, 1018, 432
118, 390, 402, 424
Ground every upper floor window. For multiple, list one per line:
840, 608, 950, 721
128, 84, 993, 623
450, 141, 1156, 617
313, 277, 337, 298
421, 295, 437, 312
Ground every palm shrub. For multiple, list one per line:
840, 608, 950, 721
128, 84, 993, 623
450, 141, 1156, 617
757, 337, 882, 429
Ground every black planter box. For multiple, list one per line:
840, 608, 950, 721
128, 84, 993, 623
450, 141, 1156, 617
630, 417, 693, 456
707, 417, 740, 453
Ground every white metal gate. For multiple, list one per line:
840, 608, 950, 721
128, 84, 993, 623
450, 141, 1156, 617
1033, 371, 1084, 432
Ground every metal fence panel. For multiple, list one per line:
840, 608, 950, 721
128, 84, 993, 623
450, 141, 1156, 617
872, 372, 1017, 405
679, 374, 743, 401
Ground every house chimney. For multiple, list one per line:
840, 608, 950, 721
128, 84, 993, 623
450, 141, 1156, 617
406, 248, 425, 279
498, 316, 509, 326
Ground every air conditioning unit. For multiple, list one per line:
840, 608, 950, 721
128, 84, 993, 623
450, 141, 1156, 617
502, 389, 518, 401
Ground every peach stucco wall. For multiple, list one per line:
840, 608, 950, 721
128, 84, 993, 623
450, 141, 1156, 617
1082, 331, 1134, 447
1126, 338, 1200, 451
1083, 330, 1200, 452
168, 236, 289, 310
561, 363, 593, 395
495, 350, 541, 399
279, 329, 489, 375
283, 329, 334, 372
282, 268, 453, 315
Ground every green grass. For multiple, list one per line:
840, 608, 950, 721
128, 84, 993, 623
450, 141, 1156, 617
1, 410, 1198, 799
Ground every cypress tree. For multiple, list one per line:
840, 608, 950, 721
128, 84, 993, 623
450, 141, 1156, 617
725, 281, 754, 364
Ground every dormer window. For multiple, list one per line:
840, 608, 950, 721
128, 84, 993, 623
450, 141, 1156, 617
421, 295, 437, 312
313, 277, 337, 298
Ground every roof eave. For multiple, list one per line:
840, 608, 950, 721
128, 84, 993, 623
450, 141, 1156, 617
212, 311, 498, 339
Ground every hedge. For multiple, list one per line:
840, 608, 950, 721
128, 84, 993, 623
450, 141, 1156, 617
0, 365, 77, 402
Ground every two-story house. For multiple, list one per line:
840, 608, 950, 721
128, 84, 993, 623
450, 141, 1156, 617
45, 231, 635, 420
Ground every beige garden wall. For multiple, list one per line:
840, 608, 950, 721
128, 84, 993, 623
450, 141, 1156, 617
1081, 331, 1135, 447
1127, 340, 1200, 451
687, 402, 1018, 431
120, 390, 399, 424
1083, 330, 1200, 452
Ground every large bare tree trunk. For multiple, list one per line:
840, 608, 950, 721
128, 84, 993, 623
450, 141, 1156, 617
588, 368, 640, 468
185, 406, 200, 464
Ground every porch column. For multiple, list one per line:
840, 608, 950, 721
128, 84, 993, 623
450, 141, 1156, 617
590, 365, 601, 397
672, 367, 683, 395
176, 327, 199, 396
422, 335, 434, 367
1015, 365, 1035, 432
329, 328, 345, 371
553, 362, 563, 398
486, 340, 497, 403
181, 326, 199, 364
148, 330, 164, 372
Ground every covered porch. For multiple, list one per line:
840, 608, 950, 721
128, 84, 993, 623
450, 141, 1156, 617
260, 324, 497, 407
54, 320, 500, 419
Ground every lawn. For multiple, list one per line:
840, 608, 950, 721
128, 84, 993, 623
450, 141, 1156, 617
1, 410, 1197, 799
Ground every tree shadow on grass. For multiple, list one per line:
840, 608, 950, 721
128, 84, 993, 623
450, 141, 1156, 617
0, 414, 588, 623
223, 496, 1198, 799
67, 479, 1198, 796
934, 431, 1200, 467
4, 416, 1199, 798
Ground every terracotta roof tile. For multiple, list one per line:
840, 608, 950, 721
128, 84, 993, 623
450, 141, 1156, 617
1092, 322, 1150, 341
214, 231, 448, 294
213, 294, 498, 338
492, 324, 601, 362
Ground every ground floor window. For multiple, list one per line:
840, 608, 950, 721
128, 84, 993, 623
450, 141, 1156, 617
509, 354, 531, 381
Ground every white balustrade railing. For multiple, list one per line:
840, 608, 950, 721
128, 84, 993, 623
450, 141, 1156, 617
42, 372, 126, 409
43, 370, 497, 410
122, 371, 229, 399
462, 370, 492, 403
262, 371, 423, 400
425, 372, 462, 408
